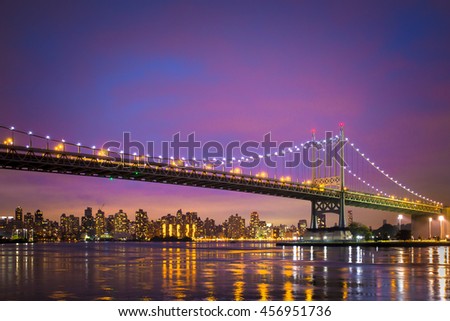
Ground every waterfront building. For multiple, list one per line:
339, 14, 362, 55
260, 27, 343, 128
255, 220, 271, 239
249, 211, 260, 238
186, 211, 198, 239
226, 213, 245, 239
81, 207, 95, 238
106, 215, 115, 235
0, 216, 14, 238
195, 218, 205, 239
60, 213, 80, 241
283, 224, 299, 239
15, 206, 23, 222
135, 209, 149, 240
204, 217, 216, 238
114, 210, 130, 239
95, 209, 106, 237
298, 219, 308, 235
175, 209, 186, 238
24, 212, 33, 229
317, 213, 326, 228
34, 210, 43, 226
160, 214, 177, 238
33, 210, 44, 239
13, 206, 23, 230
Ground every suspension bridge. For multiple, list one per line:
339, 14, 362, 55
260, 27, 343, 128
0, 124, 445, 234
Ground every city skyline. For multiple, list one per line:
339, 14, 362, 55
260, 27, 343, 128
0, 203, 407, 232
1, 1, 449, 228
2, 204, 419, 243
1, 205, 301, 241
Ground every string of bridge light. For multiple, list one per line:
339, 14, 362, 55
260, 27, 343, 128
3, 128, 125, 160
273, 134, 441, 206
346, 138, 442, 206
1, 125, 326, 185
2, 125, 327, 177
1, 125, 342, 184
195, 136, 340, 167
345, 166, 391, 198
345, 164, 425, 204
278, 135, 442, 205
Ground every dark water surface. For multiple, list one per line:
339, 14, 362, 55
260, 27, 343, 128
1, 242, 449, 300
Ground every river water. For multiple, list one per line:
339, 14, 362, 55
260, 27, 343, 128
1, 242, 449, 300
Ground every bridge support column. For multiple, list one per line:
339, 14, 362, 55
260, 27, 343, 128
412, 208, 450, 240
411, 215, 430, 240
310, 200, 318, 229
338, 192, 346, 229
338, 123, 346, 229
310, 199, 343, 229
444, 208, 450, 239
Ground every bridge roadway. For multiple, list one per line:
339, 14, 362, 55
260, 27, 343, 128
0, 144, 443, 216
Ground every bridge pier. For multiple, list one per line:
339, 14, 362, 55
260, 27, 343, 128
339, 192, 346, 228
411, 207, 450, 240
411, 215, 430, 240
310, 200, 318, 229
310, 199, 346, 229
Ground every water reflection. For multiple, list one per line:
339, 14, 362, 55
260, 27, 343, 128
0, 242, 450, 300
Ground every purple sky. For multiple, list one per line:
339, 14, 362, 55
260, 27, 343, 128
1, 0, 449, 227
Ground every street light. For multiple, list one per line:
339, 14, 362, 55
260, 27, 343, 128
439, 215, 444, 240
428, 217, 432, 239
398, 214, 403, 231
10, 126, 15, 146
28, 131, 33, 147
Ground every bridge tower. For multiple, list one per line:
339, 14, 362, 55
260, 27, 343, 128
310, 123, 346, 229
339, 123, 346, 228
311, 128, 317, 182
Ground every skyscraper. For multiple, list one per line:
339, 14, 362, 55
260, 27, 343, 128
81, 207, 95, 238
95, 209, 106, 237
13, 206, 23, 229
317, 213, 326, 228
34, 210, 43, 225
186, 211, 198, 239
227, 214, 245, 239
135, 209, 149, 240
114, 210, 129, 238
60, 213, 80, 241
298, 219, 307, 236
84, 207, 93, 217
34, 210, 44, 239
15, 206, 23, 222
176, 209, 186, 238
250, 211, 260, 238
160, 214, 177, 238
106, 215, 115, 235
24, 212, 33, 229
204, 217, 216, 238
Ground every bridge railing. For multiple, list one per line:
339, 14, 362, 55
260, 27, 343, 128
0, 142, 345, 198
345, 191, 442, 214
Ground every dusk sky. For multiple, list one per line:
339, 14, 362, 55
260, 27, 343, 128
1, 0, 449, 227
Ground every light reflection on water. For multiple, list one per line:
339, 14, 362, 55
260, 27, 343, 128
0, 242, 449, 300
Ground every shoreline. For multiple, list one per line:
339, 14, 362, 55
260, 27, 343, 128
276, 240, 450, 247
2, 239, 450, 248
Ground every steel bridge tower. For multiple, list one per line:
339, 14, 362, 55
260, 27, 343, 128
310, 123, 346, 229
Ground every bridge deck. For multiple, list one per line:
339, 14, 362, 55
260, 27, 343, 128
0, 144, 443, 215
